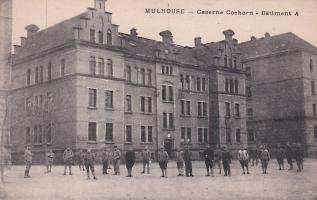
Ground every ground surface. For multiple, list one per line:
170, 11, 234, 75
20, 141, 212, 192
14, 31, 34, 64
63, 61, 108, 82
0, 159, 317, 200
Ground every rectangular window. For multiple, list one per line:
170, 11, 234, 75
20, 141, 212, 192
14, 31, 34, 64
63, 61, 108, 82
106, 59, 113, 77
161, 65, 165, 74
180, 100, 185, 115
186, 128, 192, 143
148, 69, 152, 86
90, 29, 96, 42
229, 58, 232, 68
229, 79, 234, 93
46, 124, 52, 144
204, 128, 208, 143
170, 66, 173, 75
225, 102, 230, 117
148, 126, 153, 142
310, 59, 314, 72
125, 66, 132, 82
98, 30, 103, 44
105, 123, 113, 142
88, 122, 97, 141
236, 129, 241, 143
35, 67, 39, 83
141, 126, 146, 142
34, 96, 38, 109
162, 85, 167, 101
234, 57, 237, 69
180, 74, 184, 89
47, 63, 51, 81
148, 97, 152, 113
181, 127, 186, 142
141, 96, 145, 112
89, 88, 97, 107
186, 101, 191, 115
126, 125, 132, 142
185, 75, 190, 90
169, 113, 174, 129
203, 102, 207, 116
197, 77, 201, 91
248, 129, 255, 142
26, 69, 31, 85
141, 68, 145, 85
312, 81, 315, 95
38, 125, 42, 144
61, 59, 65, 77
163, 112, 167, 129
198, 128, 203, 143
314, 126, 317, 140
226, 128, 231, 144
98, 58, 105, 76
234, 79, 239, 94
246, 86, 252, 97
245, 66, 251, 77
39, 66, 43, 82
224, 56, 227, 67
168, 86, 174, 101
89, 57, 96, 75
235, 103, 240, 117
314, 104, 317, 116
202, 78, 206, 92
105, 90, 113, 109
26, 127, 31, 144
47, 92, 53, 110
225, 78, 229, 92
198, 102, 202, 116
33, 125, 38, 144
126, 95, 132, 112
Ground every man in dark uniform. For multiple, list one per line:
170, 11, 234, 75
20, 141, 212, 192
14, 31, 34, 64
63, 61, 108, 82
24, 146, 32, 178
84, 149, 97, 180
260, 145, 270, 174
285, 143, 293, 170
63, 147, 74, 175
276, 144, 285, 170
183, 146, 194, 177
125, 147, 135, 177
101, 148, 110, 174
202, 144, 214, 176
158, 146, 169, 178
141, 147, 151, 174
222, 146, 231, 176
294, 143, 304, 172
77, 149, 85, 171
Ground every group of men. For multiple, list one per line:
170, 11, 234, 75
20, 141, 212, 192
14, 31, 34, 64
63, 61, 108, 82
23, 143, 304, 179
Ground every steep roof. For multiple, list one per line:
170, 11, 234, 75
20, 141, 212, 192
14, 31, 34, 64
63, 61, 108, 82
239, 32, 317, 59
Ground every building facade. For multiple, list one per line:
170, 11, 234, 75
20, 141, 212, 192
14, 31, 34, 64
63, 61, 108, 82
9, 0, 248, 163
240, 33, 317, 157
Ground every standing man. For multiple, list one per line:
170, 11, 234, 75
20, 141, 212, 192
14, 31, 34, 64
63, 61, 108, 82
276, 144, 285, 170
113, 145, 121, 175
175, 148, 184, 176
101, 148, 109, 174
238, 147, 250, 174
141, 147, 151, 174
285, 142, 293, 170
63, 147, 74, 175
222, 146, 231, 176
213, 145, 222, 174
183, 146, 194, 177
24, 146, 32, 178
125, 147, 135, 177
46, 149, 55, 173
158, 146, 169, 178
77, 149, 85, 171
260, 145, 270, 174
294, 143, 304, 172
202, 144, 214, 176
84, 149, 97, 179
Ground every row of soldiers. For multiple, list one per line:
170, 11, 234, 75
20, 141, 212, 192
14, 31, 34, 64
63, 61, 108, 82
23, 143, 304, 179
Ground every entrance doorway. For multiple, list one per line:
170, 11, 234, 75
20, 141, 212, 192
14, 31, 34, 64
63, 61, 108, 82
164, 138, 174, 159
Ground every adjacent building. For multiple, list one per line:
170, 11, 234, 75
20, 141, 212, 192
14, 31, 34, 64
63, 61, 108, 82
9, 0, 247, 163
240, 33, 317, 157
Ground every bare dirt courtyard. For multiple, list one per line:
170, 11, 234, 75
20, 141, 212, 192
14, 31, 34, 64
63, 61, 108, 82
0, 159, 316, 200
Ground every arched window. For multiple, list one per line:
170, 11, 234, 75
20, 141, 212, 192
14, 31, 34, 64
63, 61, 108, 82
107, 29, 112, 45
224, 55, 228, 67
89, 56, 96, 75
106, 59, 113, 77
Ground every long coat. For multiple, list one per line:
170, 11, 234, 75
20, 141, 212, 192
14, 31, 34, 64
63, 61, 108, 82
125, 151, 135, 169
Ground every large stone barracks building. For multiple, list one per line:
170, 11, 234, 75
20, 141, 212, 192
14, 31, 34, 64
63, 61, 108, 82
7, 0, 317, 163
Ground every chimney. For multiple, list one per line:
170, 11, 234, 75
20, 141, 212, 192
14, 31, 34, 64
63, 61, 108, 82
159, 30, 173, 45
264, 32, 270, 38
194, 37, 202, 47
250, 36, 256, 41
20, 37, 27, 46
25, 24, 39, 38
94, 0, 107, 12
223, 29, 234, 41
130, 28, 138, 38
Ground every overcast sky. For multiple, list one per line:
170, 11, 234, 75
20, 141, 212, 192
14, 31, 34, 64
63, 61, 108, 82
12, 0, 317, 47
